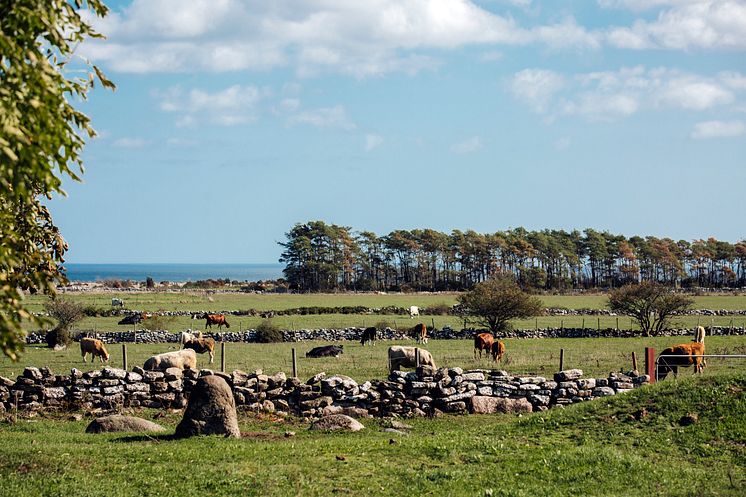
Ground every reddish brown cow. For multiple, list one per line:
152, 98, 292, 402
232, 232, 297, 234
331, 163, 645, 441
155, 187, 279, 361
657, 326, 706, 379
80, 337, 110, 363
474, 332, 494, 360
413, 323, 428, 344
204, 314, 230, 330
491, 340, 506, 363
183, 337, 216, 364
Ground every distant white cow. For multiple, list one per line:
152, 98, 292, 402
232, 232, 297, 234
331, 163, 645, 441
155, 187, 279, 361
179, 330, 203, 346
111, 298, 124, 307
409, 306, 420, 319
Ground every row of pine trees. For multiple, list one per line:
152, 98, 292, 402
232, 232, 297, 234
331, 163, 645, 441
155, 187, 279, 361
278, 221, 746, 292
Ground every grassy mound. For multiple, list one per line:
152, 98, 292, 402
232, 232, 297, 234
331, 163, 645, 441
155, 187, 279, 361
0, 374, 743, 496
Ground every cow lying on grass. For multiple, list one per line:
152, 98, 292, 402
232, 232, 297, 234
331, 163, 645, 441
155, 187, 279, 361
183, 337, 215, 364
144, 349, 197, 371
306, 345, 344, 358
388, 346, 436, 372
80, 338, 110, 363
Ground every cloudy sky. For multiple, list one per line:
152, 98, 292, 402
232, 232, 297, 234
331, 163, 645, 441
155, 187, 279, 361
53, 0, 746, 263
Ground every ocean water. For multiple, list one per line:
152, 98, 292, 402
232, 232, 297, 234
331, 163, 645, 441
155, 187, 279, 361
64, 263, 284, 283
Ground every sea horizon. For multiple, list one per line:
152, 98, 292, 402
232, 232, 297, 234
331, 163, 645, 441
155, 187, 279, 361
63, 263, 285, 283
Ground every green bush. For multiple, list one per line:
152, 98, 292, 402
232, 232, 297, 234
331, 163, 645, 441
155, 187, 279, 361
45, 328, 71, 349
255, 320, 284, 343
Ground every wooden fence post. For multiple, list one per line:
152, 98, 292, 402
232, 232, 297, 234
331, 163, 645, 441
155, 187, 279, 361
220, 342, 226, 373
597, 317, 600, 331
415, 348, 420, 368
559, 348, 564, 371
292, 348, 297, 378
616, 317, 619, 331
582, 318, 585, 330
122, 344, 128, 371
645, 347, 656, 383
631, 351, 638, 372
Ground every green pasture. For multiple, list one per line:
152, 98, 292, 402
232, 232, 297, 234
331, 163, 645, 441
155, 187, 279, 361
23, 291, 746, 314
3, 336, 745, 383
0, 374, 743, 496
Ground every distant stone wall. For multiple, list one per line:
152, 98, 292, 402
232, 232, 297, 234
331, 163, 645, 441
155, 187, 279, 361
0, 365, 649, 418
23, 325, 746, 345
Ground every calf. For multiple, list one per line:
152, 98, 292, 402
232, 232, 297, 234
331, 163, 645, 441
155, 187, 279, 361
388, 346, 436, 372
360, 327, 377, 346
413, 323, 428, 344
474, 332, 493, 360
491, 340, 506, 363
183, 337, 216, 364
305, 345, 344, 358
80, 337, 110, 363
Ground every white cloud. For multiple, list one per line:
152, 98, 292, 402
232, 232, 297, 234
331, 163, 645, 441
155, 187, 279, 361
112, 137, 150, 148
157, 84, 264, 126
691, 120, 745, 139
513, 66, 743, 121
511, 69, 565, 113
80, 0, 603, 77
288, 105, 356, 130
605, 1, 746, 50
364, 134, 384, 151
451, 136, 483, 154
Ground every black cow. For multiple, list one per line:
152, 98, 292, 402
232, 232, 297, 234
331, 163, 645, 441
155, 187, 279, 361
118, 313, 143, 325
360, 327, 377, 346
305, 345, 344, 358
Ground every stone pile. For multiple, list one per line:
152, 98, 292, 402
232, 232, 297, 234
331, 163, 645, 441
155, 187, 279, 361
0, 364, 650, 419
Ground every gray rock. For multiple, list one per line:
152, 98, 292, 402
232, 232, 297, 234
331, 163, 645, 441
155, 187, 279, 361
471, 396, 533, 414
554, 369, 583, 381
309, 414, 364, 432
175, 375, 240, 438
86, 415, 166, 434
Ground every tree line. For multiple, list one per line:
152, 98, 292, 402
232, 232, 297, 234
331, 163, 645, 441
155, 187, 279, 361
278, 221, 746, 292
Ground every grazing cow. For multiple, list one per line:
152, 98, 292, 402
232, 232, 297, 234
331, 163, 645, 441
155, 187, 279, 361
306, 345, 344, 358
144, 349, 197, 371
80, 337, 110, 363
118, 313, 143, 325
179, 330, 203, 346
409, 306, 420, 319
203, 314, 230, 330
111, 298, 124, 307
474, 332, 494, 360
657, 326, 706, 380
183, 337, 215, 364
360, 327, 377, 346
491, 340, 506, 363
388, 346, 436, 372
413, 323, 428, 344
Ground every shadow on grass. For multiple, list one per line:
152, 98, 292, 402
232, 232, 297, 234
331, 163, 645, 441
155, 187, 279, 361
112, 433, 177, 443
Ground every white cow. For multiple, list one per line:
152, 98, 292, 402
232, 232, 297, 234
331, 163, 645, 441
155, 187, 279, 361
111, 298, 124, 307
409, 306, 420, 319
179, 330, 203, 346
144, 349, 197, 371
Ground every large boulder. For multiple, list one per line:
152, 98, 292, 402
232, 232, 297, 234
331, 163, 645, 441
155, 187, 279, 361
470, 396, 533, 414
175, 375, 240, 438
86, 415, 166, 434
309, 414, 365, 432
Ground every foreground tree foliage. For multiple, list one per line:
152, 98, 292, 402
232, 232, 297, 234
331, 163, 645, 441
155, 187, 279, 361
608, 282, 694, 336
457, 276, 543, 334
0, 0, 113, 359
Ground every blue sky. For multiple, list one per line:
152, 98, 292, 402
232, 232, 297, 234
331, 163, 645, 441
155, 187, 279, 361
52, 0, 746, 263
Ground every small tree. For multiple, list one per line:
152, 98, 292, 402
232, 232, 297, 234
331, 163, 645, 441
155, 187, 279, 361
457, 276, 543, 334
43, 298, 86, 348
608, 282, 694, 336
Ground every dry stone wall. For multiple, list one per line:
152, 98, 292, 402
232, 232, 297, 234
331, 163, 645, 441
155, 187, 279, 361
0, 365, 649, 418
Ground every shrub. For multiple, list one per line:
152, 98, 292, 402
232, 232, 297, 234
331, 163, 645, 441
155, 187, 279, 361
255, 320, 284, 343
45, 328, 71, 349
426, 302, 451, 316
43, 298, 85, 346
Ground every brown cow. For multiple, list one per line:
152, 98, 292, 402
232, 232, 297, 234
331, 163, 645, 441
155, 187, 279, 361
491, 340, 506, 363
183, 337, 216, 364
80, 337, 110, 363
204, 314, 230, 330
657, 326, 706, 379
474, 332, 493, 360
413, 323, 428, 344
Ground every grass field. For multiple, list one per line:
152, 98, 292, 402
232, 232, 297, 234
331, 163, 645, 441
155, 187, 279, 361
3, 336, 746, 383
20, 291, 746, 336
0, 374, 743, 496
